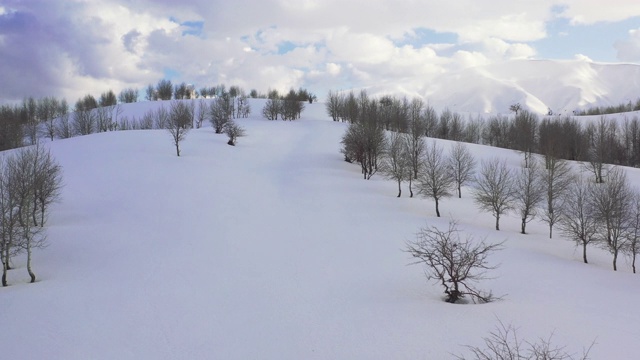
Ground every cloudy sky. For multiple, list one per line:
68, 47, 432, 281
1, 0, 639, 104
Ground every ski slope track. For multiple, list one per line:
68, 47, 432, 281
2, 99, 640, 359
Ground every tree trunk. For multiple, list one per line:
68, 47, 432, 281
2, 249, 7, 286
175, 143, 180, 157
633, 252, 636, 274
27, 241, 35, 283
549, 224, 553, 239
435, 197, 441, 217
521, 218, 526, 234
613, 250, 618, 271
409, 177, 413, 198
397, 180, 401, 198
458, 184, 461, 198
495, 215, 500, 231
583, 243, 588, 264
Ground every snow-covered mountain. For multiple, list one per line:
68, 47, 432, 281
422, 59, 640, 115
1, 100, 640, 359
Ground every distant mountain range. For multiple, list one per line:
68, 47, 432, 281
420, 59, 640, 115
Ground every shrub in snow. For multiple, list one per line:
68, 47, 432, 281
225, 120, 246, 146
406, 221, 502, 304
455, 320, 594, 360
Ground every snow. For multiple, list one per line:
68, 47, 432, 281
423, 59, 640, 115
2, 99, 640, 359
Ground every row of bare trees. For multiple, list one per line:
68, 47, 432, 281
262, 89, 307, 121
329, 90, 640, 172
339, 92, 640, 272
0, 144, 63, 286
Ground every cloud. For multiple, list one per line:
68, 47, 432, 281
1, 0, 640, 103
615, 28, 640, 62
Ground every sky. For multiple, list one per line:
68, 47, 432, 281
0, 0, 639, 104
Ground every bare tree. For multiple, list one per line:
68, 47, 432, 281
624, 192, 640, 273
406, 221, 502, 303
417, 141, 454, 217
559, 177, 598, 264
511, 110, 539, 168
262, 98, 282, 121
195, 99, 207, 128
514, 160, 545, 234
404, 99, 427, 197
154, 106, 169, 129
448, 142, 476, 199
0, 156, 20, 286
210, 96, 233, 133
167, 101, 191, 156
224, 120, 246, 146
38, 97, 60, 141
380, 132, 409, 197
540, 157, 574, 238
473, 158, 515, 231
455, 320, 593, 360
589, 166, 631, 271
156, 79, 173, 100
54, 100, 72, 139
7, 145, 49, 283
118, 88, 138, 103
584, 118, 614, 184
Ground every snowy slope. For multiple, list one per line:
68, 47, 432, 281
1, 100, 640, 359
423, 59, 640, 115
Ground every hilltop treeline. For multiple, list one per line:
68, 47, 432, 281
327, 90, 640, 171
0, 79, 315, 152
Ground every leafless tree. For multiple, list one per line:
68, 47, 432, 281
417, 141, 454, 217
23, 97, 39, 146
588, 166, 632, 271
514, 159, 545, 234
224, 120, 246, 146
539, 157, 574, 239
167, 101, 191, 156
406, 221, 503, 303
54, 100, 72, 139
0, 105, 24, 151
236, 94, 251, 118
262, 98, 282, 121
473, 158, 515, 231
156, 79, 173, 100
139, 110, 154, 130
448, 142, 476, 199
511, 110, 539, 168
38, 97, 60, 141
118, 88, 138, 103
455, 320, 593, 360
154, 106, 169, 129
325, 90, 342, 121
0, 156, 21, 285
6, 145, 49, 283
195, 99, 207, 128
584, 118, 615, 184
380, 132, 409, 197
72, 97, 97, 136
559, 177, 598, 264
404, 99, 427, 197
625, 192, 640, 273
210, 96, 233, 133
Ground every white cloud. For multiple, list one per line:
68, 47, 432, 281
615, 28, 640, 62
556, 0, 640, 24
2, 0, 640, 103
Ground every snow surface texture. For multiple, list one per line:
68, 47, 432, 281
2, 99, 640, 359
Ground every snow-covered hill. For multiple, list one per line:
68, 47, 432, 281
421, 59, 640, 115
2, 100, 640, 359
